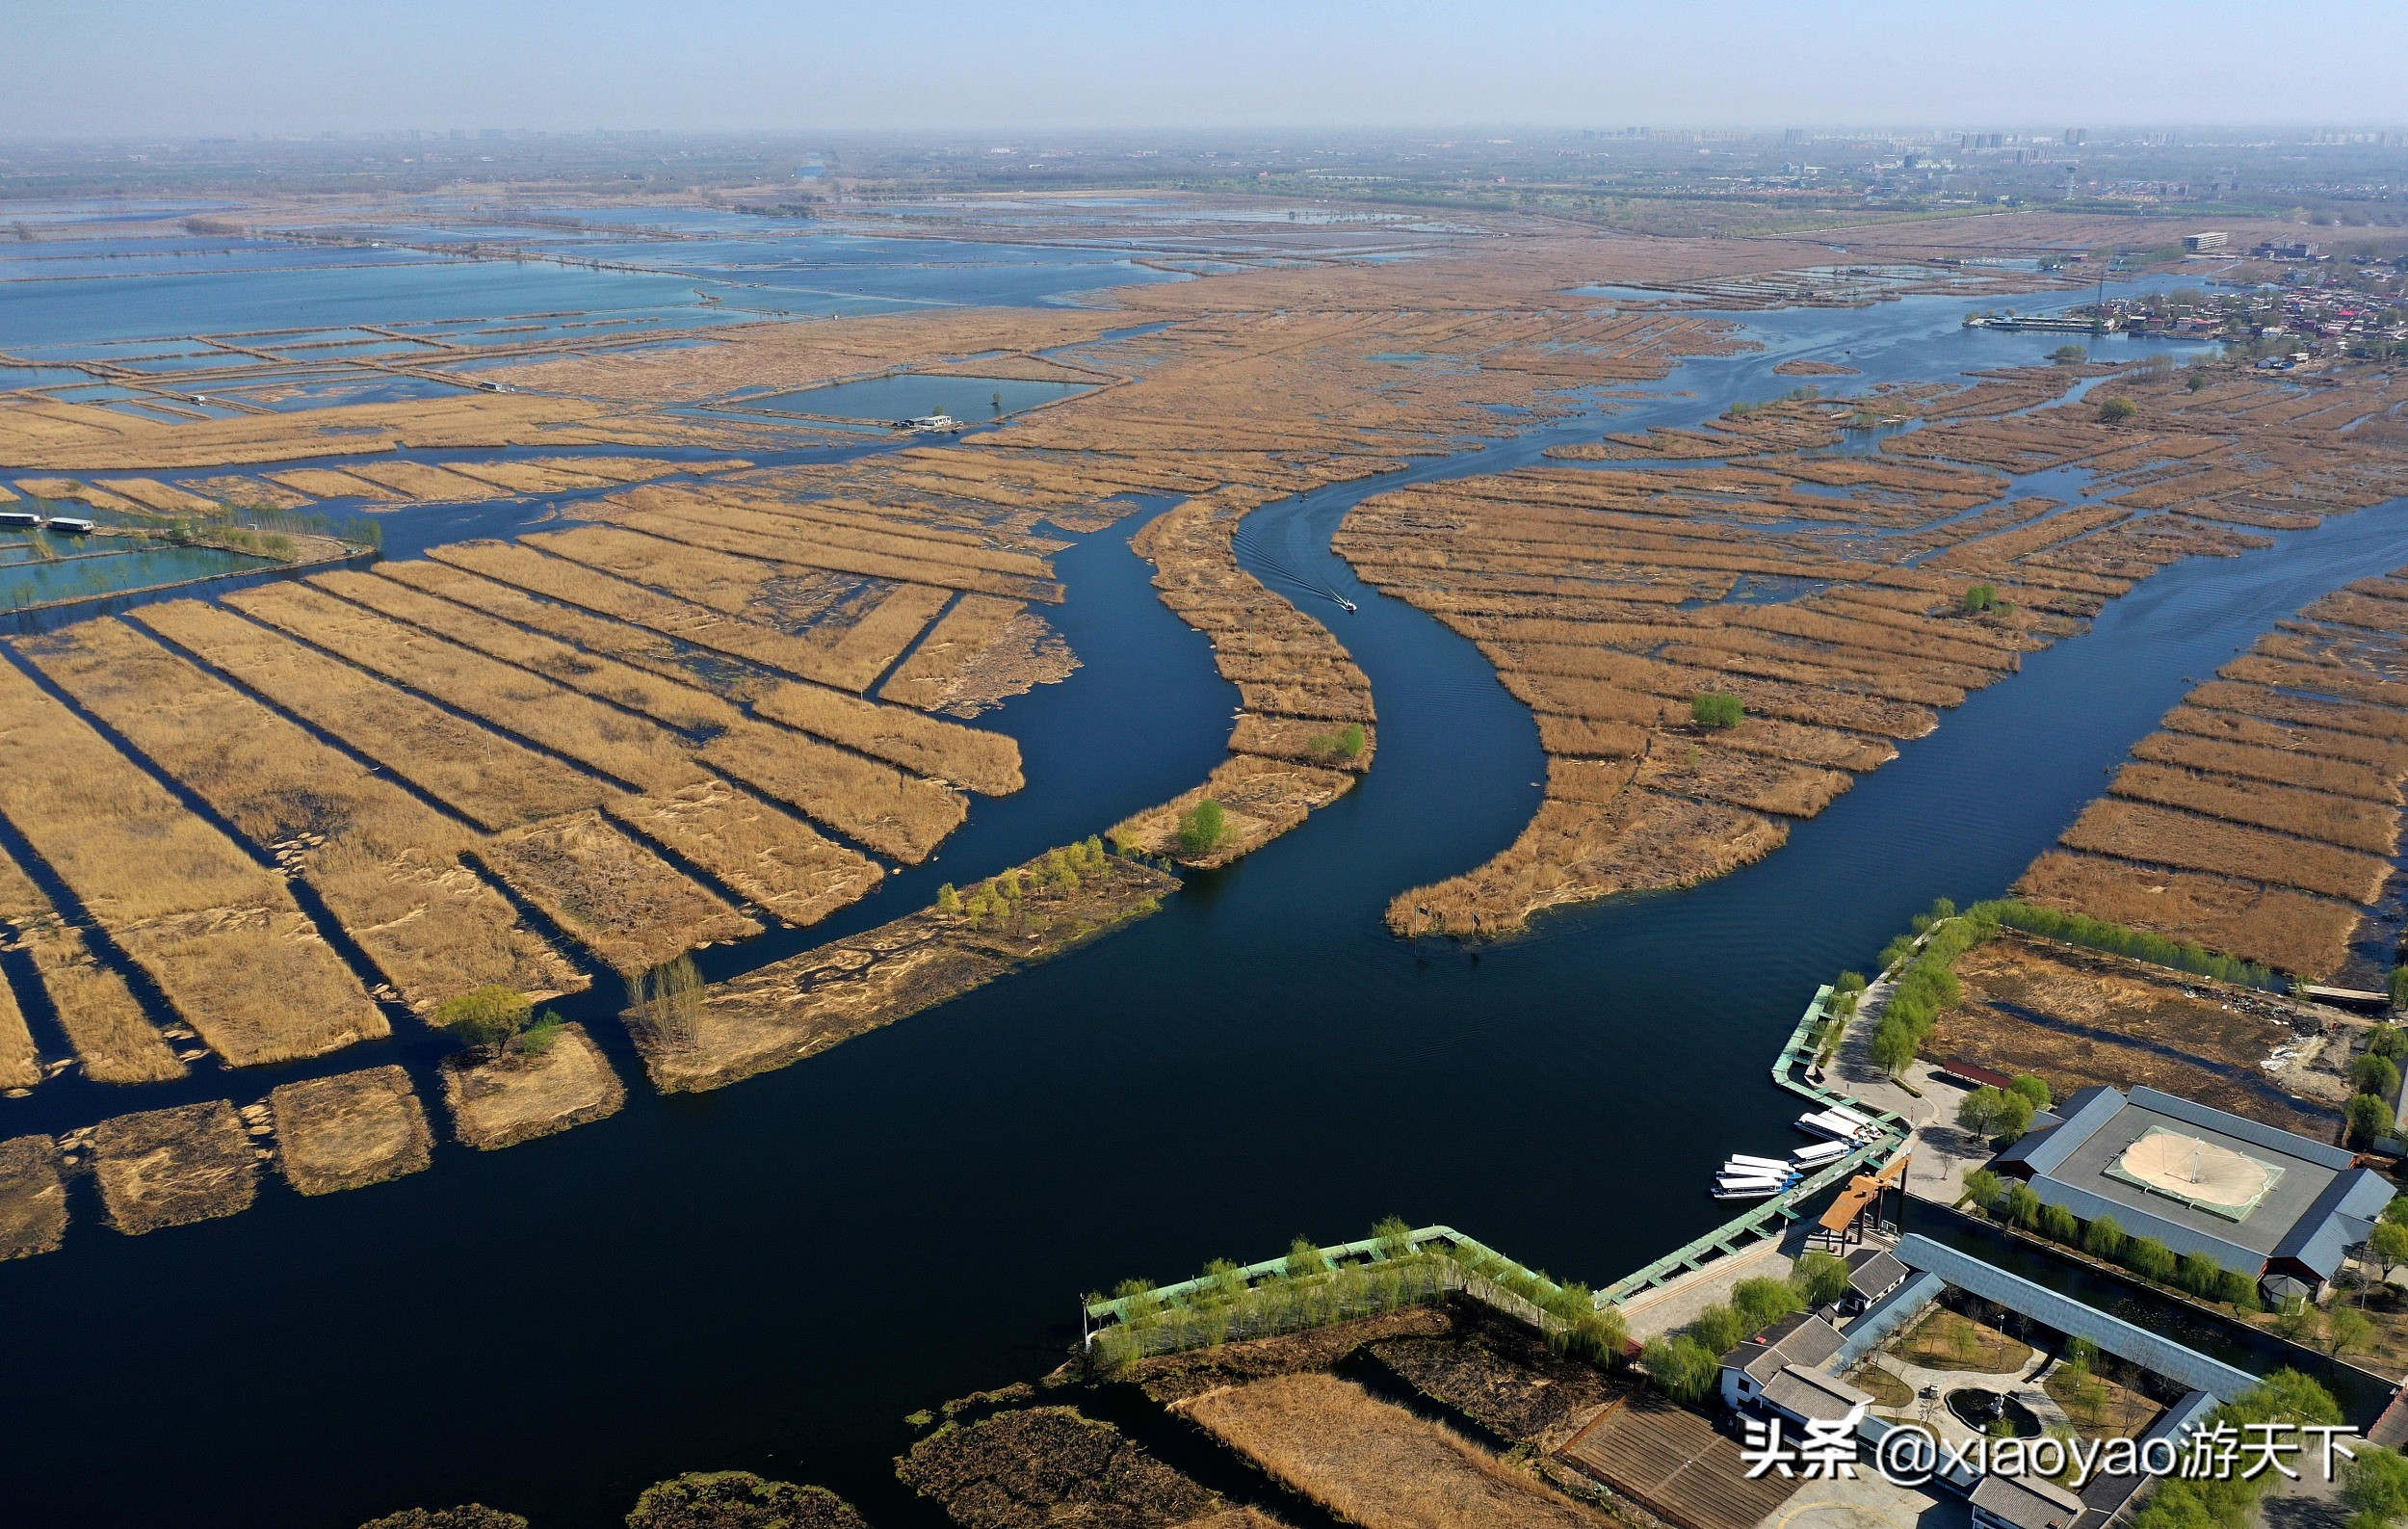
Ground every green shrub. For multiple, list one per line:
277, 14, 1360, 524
1973, 900, 2276, 989
1691, 692, 1745, 728
517, 1009, 565, 1057
628, 1472, 849, 1529
2352, 1053, 2401, 1100
1176, 800, 1227, 857
432, 986, 531, 1051
1962, 583, 2002, 614
2097, 395, 2138, 424
1309, 723, 1368, 761
2348, 1094, 2393, 1147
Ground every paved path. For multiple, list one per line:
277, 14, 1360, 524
1619, 1227, 1807, 1343
1824, 974, 1990, 1209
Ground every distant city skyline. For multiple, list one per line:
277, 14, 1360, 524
6, 0, 2405, 138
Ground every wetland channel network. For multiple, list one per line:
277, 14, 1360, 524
6, 270, 2406, 1529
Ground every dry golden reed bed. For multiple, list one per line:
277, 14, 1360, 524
0, 656, 385, 1067
1351, 356, 2408, 936
1186, 1372, 1607, 1529
20, 617, 581, 1012
270, 1066, 433, 1195
2014, 567, 2408, 980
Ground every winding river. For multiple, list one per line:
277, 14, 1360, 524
8, 284, 2408, 1528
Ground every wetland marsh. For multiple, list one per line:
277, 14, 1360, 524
2, 200, 2406, 1528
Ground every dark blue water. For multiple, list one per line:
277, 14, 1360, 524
4, 279, 2405, 1528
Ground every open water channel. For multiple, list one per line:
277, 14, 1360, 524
4, 258, 2406, 1526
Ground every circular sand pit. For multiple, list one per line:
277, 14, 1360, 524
2111, 1128, 2280, 1218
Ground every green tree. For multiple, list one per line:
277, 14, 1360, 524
2178, 1252, 2226, 1300
1372, 1216, 1415, 1262
1962, 1169, 2004, 1212
2391, 966, 2408, 1013
2349, 1093, 2394, 1147
2219, 1269, 2263, 1311
1284, 1237, 1329, 1279
1958, 1086, 2007, 1136
2040, 1204, 2081, 1244
1201, 1257, 1249, 1304
1691, 691, 1744, 728
2097, 395, 2138, 424
432, 986, 532, 1053
2331, 1305, 2375, 1358
1961, 582, 2002, 614
1176, 799, 1227, 857
2186, 368, 2213, 392
935, 883, 961, 915
2274, 1295, 2319, 1344
2345, 1446, 2408, 1527
2083, 1214, 2126, 1261
2002, 1183, 2044, 1229
1871, 1015, 1919, 1078
1792, 1251, 1853, 1310
1640, 1334, 1720, 1403
2374, 1022, 2408, 1061
2008, 1074, 2052, 1111
2354, 1053, 2402, 1100
2127, 1236, 2178, 1283
2051, 343, 2090, 363
2371, 1220, 2408, 1285
1732, 1277, 1803, 1333
1689, 1302, 1748, 1356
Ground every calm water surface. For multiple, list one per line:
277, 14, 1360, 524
3, 280, 2403, 1527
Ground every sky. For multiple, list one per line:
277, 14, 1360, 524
6, 0, 2406, 137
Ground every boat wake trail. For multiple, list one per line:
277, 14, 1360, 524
1232, 532, 1357, 613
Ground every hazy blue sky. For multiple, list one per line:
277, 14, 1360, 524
7, 0, 2404, 136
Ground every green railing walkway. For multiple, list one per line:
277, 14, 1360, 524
1083, 972, 1921, 1340
1595, 983, 1911, 1305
